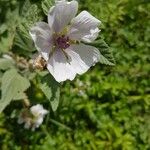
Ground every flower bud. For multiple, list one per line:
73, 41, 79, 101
33, 54, 47, 70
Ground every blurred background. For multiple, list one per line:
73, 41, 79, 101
0, 0, 150, 149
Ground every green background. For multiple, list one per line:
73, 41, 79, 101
0, 0, 150, 149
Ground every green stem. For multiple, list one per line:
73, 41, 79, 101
50, 118, 72, 131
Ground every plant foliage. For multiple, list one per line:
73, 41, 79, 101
0, 0, 149, 149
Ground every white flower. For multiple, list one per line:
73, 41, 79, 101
30, 104, 48, 131
30, 104, 48, 117
17, 110, 32, 129
30, 0, 101, 82
18, 104, 48, 131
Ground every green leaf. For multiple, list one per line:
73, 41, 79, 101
20, 0, 43, 33
0, 36, 14, 53
13, 93, 27, 101
41, 0, 54, 15
86, 37, 115, 66
0, 8, 19, 53
0, 24, 7, 35
0, 58, 15, 70
14, 30, 36, 54
14, 0, 43, 54
0, 69, 30, 113
39, 73, 60, 111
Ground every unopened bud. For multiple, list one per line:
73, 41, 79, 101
33, 55, 47, 70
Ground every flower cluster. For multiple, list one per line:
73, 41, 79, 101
30, 0, 101, 82
18, 104, 48, 131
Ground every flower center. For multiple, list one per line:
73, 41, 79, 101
55, 35, 70, 49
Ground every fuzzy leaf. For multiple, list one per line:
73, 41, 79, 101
39, 73, 60, 111
14, 0, 43, 54
0, 69, 30, 113
13, 93, 27, 101
42, 0, 54, 15
86, 38, 115, 66
0, 58, 15, 70
0, 9, 19, 53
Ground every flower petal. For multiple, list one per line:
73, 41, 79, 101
29, 22, 52, 61
65, 43, 100, 74
34, 117, 44, 128
47, 49, 76, 82
30, 104, 48, 117
69, 11, 101, 42
82, 28, 100, 43
17, 116, 24, 124
48, 6, 55, 29
55, 0, 67, 4
48, 0, 78, 32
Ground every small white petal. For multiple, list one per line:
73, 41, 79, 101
17, 116, 24, 124
48, 0, 78, 32
24, 119, 31, 129
69, 11, 101, 42
30, 104, 43, 116
65, 43, 100, 75
47, 49, 76, 82
34, 117, 44, 128
31, 117, 43, 131
29, 22, 52, 61
30, 104, 48, 117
